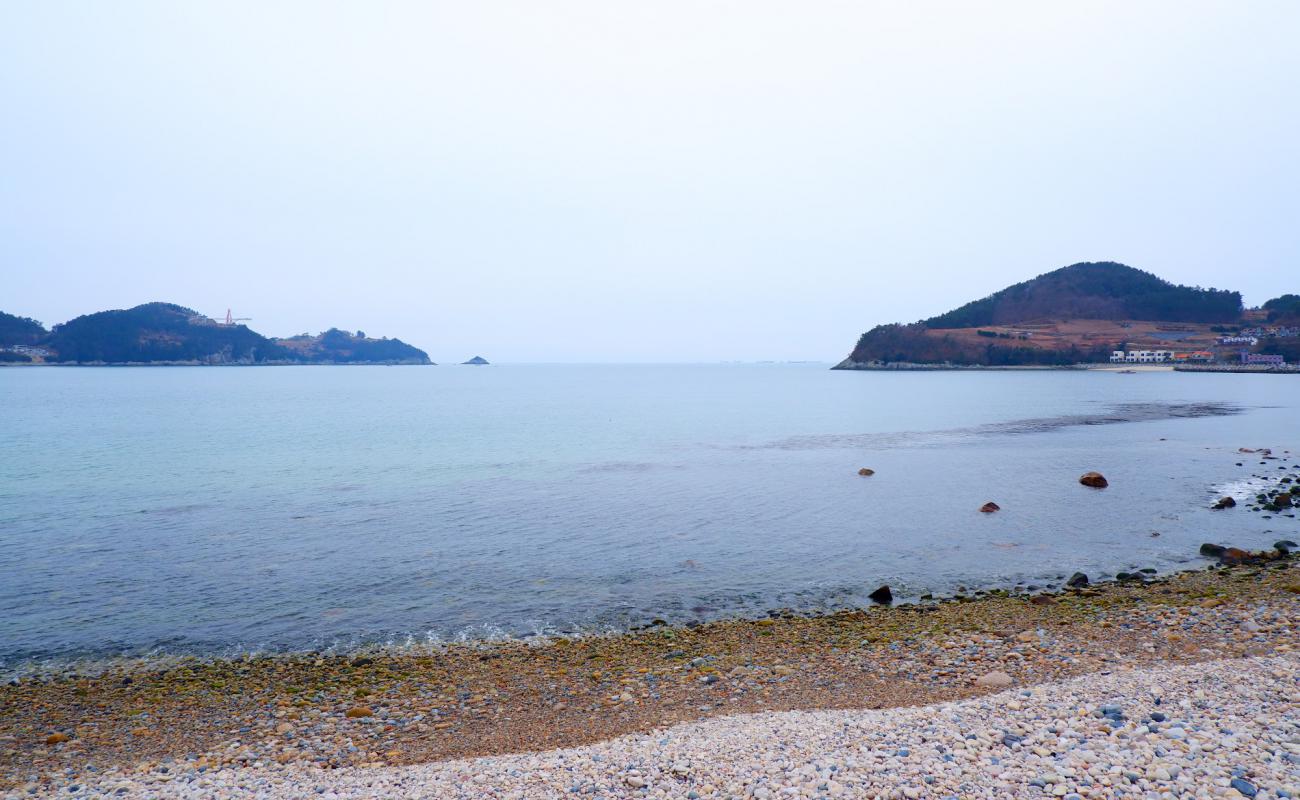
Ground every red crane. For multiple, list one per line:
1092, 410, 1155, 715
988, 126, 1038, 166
222, 309, 252, 325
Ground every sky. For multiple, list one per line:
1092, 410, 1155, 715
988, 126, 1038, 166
2, 1, 1298, 362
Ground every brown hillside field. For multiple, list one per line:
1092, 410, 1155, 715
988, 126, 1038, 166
928, 319, 1232, 354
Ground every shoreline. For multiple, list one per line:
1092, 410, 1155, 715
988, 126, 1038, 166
832, 359, 1298, 373
0, 543, 1282, 682
4, 560, 1298, 793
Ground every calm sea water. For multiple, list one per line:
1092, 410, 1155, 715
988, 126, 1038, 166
1, 364, 1295, 671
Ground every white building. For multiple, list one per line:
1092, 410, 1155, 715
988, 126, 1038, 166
1112, 350, 1175, 363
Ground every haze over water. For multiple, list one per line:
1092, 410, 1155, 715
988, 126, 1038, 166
0, 365, 1295, 672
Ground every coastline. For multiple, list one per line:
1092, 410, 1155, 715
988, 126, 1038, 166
1175, 364, 1300, 374
0, 360, 433, 367
831, 358, 1298, 373
5, 560, 1297, 794
830, 359, 1090, 371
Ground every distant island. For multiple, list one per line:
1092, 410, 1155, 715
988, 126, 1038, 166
0, 303, 432, 365
461, 356, 490, 365
835, 262, 1298, 369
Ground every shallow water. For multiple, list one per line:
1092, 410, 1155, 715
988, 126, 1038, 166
0, 364, 1295, 670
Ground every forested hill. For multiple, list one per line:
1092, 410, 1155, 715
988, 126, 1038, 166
273, 328, 432, 364
923, 262, 1242, 328
0, 311, 47, 346
2, 302, 431, 365
838, 262, 1253, 368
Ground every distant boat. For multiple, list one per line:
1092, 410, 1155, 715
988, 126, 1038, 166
461, 356, 490, 365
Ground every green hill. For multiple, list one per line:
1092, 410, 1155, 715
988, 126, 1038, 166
923, 262, 1241, 328
45, 303, 290, 364
2, 302, 432, 365
839, 262, 1247, 368
273, 328, 431, 364
0, 311, 47, 346
1263, 294, 1300, 323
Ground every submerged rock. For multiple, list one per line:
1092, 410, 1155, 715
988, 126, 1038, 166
979, 502, 1001, 513
1212, 496, 1236, 509
857, 468, 875, 476
1079, 472, 1109, 488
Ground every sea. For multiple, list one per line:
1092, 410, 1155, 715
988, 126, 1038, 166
0, 364, 1295, 674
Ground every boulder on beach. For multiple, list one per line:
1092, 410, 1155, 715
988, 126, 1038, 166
857, 468, 875, 476
974, 670, 1014, 689
868, 585, 893, 604
979, 502, 1000, 513
1066, 572, 1089, 588
1212, 496, 1236, 510
1200, 543, 1227, 558
1079, 472, 1109, 488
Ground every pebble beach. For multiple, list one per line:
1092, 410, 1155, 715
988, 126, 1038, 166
48, 653, 1300, 799
4, 560, 1299, 798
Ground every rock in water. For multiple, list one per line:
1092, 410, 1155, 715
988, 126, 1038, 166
1079, 472, 1109, 488
461, 355, 490, 365
868, 585, 893, 604
974, 671, 1014, 688
857, 468, 875, 476
1199, 543, 1227, 558
1219, 547, 1251, 566
979, 502, 1000, 513
1276, 492, 1294, 507
1066, 572, 1089, 588
1275, 539, 1298, 553
1212, 496, 1236, 509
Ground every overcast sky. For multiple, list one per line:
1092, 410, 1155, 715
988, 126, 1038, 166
2, 2, 1297, 362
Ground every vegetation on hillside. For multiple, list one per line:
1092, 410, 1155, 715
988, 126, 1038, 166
847, 323, 1113, 366
923, 262, 1242, 329
45, 303, 289, 364
0, 311, 47, 346
275, 328, 430, 364
1263, 294, 1300, 323
844, 262, 1247, 367
0, 303, 432, 364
